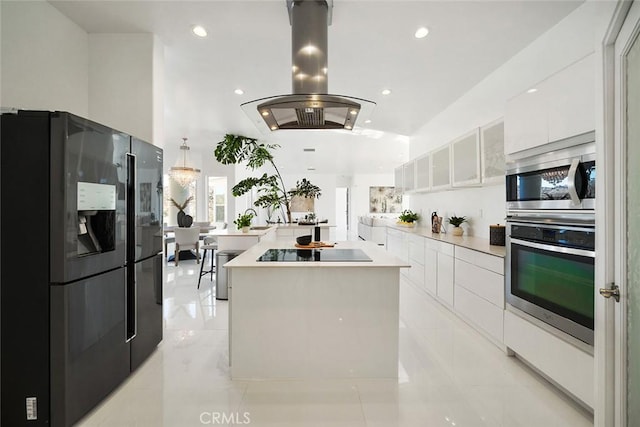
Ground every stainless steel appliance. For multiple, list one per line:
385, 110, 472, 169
1, 111, 163, 426
506, 132, 596, 211
506, 216, 595, 345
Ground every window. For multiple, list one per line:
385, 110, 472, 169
207, 177, 227, 223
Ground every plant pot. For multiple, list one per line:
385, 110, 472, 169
241, 226, 250, 233
397, 221, 415, 228
451, 226, 464, 236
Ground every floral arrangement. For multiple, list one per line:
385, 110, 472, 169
398, 210, 419, 224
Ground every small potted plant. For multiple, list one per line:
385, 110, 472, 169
448, 215, 467, 236
397, 210, 419, 227
234, 213, 254, 233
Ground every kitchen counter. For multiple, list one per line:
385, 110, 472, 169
226, 240, 410, 268
387, 224, 507, 258
226, 240, 409, 379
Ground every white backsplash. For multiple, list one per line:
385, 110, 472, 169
408, 184, 506, 239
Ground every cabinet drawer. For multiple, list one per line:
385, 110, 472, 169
455, 246, 504, 275
438, 241, 454, 257
455, 259, 504, 307
455, 286, 504, 344
387, 228, 404, 238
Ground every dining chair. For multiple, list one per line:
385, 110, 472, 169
174, 227, 200, 266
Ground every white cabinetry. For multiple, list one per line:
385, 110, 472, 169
504, 310, 594, 408
424, 240, 438, 296
454, 247, 505, 345
546, 54, 595, 143
403, 160, 416, 192
480, 119, 505, 184
386, 228, 408, 278
436, 242, 454, 307
505, 53, 595, 155
394, 166, 403, 193
415, 154, 430, 191
430, 145, 451, 190
407, 234, 425, 291
451, 129, 481, 187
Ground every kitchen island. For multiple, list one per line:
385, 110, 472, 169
225, 240, 409, 379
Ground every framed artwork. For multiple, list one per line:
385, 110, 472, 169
369, 186, 402, 213
140, 182, 152, 212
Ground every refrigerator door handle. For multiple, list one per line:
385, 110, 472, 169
126, 265, 137, 342
126, 153, 136, 261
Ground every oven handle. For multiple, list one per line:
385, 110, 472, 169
567, 158, 581, 206
510, 237, 595, 258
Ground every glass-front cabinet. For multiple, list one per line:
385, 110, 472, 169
403, 160, 416, 192
481, 119, 505, 184
415, 154, 430, 191
431, 145, 451, 190
451, 129, 481, 187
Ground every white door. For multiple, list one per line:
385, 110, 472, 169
609, 3, 640, 425
335, 187, 348, 239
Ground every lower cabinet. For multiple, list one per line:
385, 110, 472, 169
424, 240, 438, 296
453, 246, 505, 346
436, 244, 454, 307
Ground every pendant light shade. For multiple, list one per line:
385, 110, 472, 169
169, 138, 201, 187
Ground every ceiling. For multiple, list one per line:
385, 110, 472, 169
49, 0, 583, 175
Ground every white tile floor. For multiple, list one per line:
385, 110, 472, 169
77, 236, 593, 427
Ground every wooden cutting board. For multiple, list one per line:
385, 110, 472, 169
294, 242, 335, 249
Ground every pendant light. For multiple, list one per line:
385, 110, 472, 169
169, 137, 201, 187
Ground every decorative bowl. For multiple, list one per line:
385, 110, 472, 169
296, 235, 312, 245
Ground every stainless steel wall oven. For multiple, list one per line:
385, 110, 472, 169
506, 217, 595, 345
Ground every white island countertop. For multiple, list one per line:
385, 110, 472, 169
225, 240, 410, 269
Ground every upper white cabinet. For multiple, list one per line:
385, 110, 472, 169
451, 129, 481, 187
403, 160, 416, 192
505, 53, 595, 155
415, 154, 430, 191
480, 119, 505, 184
430, 145, 451, 190
546, 54, 595, 143
504, 84, 548, 154
394, 166, 403, 193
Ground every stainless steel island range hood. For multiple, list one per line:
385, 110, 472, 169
241, 0, 375, 131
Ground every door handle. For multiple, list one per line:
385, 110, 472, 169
599, 284, 620, 302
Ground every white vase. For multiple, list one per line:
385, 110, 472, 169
452, 226, 464, 236
241, 226, 250, 233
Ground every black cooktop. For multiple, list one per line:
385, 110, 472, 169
256, 248, 372, 262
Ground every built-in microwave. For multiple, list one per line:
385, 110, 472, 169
506, 133, 595, 211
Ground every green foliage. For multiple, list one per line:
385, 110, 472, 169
233, 213, 254, 229
399, 210, 419, 223
448, 216, 467, 227
214, 134, 322, 223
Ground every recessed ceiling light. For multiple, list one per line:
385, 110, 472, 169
381, 89, 392, 96
414, 27, 429, 39
192, 25, 207, 38
261, 111, 270, 116
270, 125, 278, 130
349, 110, 357, 115
234, 88, 244, 95
365, 119, 372, 124
527, 88, 538, 94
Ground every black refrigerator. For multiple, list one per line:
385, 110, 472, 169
0, 110, 164, 426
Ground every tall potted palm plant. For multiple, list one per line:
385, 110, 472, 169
214, 134, 321, 223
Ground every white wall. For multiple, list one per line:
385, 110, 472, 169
350, 173, 397, 228
0, 1, 88, 116
89, 33, 160, 144
408, 2, 598, 239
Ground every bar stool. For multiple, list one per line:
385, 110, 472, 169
198, 236, 217, 289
